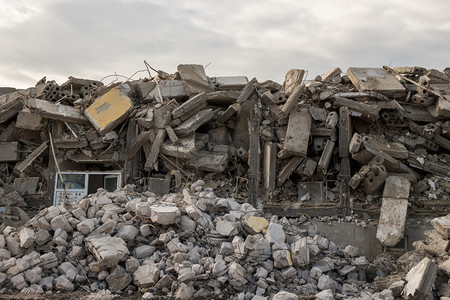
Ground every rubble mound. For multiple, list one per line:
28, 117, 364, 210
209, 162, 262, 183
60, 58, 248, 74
0, 183, 402, 299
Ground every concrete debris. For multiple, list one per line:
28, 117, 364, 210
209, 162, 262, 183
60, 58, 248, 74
2, 64, 450, 298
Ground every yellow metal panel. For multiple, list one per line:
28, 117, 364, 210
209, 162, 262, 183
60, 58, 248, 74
85, 87, 132, 133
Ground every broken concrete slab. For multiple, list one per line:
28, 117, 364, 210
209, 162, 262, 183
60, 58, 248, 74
174, 108, 215, 137
177, 64, 212, 95
376, 176, 410, 247
347, 67, 406, 97
283, 108, 311, 158
29, 98, 89, 124
185, 150, 228, 173
403, 257, 437, 300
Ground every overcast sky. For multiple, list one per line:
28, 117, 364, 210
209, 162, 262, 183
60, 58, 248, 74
1, 0, 450, 88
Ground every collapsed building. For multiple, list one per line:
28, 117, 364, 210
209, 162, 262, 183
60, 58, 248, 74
0, 64, 450, 298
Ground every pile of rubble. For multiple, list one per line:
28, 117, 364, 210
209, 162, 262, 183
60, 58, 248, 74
1, 64, 450, 222
0, 182, 448, 299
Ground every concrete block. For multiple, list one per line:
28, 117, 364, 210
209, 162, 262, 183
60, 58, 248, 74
0, 142, 20, 162
85, 235, 130, 268
265, 223, 286, 244
161, 133, 196, 159
19, 228, 35, 248
216, 220, 239, 236
177, 64, 211, 95
84, 84, 133, 135
11, 273, 28, 290
273, 249, 292, 269
133, 264, 160, 287
29, 98, 88, 124
431, 215, 450, 239
106, 273, 132, 292
383, 176, 411, 199
139, 80, 187, 101
150, 205, 181, 225
282, 69, 305, 96
272, 291, 298, 300
243, 216, 269, 235
115, 225, 139, 241
317, 274, 337, 291
76, 219, 95, 235
291, 237, 309, 267
58, 262, 78, 281
55, 275, 74, 291
133, 245, 156, 259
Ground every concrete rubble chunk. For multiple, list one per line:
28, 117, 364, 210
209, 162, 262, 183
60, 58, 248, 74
265, 223, 286, 244
150, 205, 181, 225
85, 235, 129, 268
243, 216, 269, 235
376, 176, 411, 247
19, 227, 35, 248
272, 291, 298, 300
55, 275, 74, 291
291, 237, 309, 267
133, 264, 160, 287
216, 220, 239, 236
403, 257, 437, 299
431, 215, 450, 239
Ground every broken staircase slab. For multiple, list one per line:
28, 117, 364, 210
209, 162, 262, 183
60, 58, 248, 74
347, 67, 406, 97
84, 84, 133, 135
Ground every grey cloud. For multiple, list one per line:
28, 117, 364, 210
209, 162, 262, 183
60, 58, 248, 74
1, 0, 450, 88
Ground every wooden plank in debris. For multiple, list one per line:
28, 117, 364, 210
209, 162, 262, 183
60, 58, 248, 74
14, 141, 48, 174
174, 109, 214, 137
248, 106, 261, 206
172, 92, 207, 119
29, 98, 89, 124
0, 142, 20, 162
277, 156, 304, 187
145, 129, 166, 170
284, 108, 311, 158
